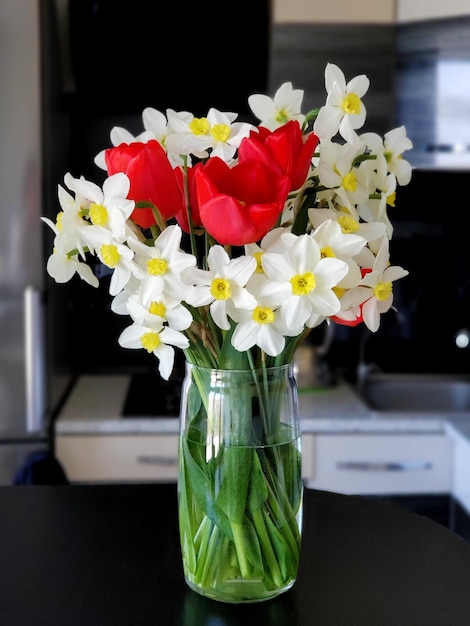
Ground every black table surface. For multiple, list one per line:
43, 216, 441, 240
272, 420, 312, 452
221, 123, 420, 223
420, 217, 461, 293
1, 484, 470, 626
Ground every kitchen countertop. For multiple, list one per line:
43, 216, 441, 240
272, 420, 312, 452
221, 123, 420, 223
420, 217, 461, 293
54, 375, 470, 445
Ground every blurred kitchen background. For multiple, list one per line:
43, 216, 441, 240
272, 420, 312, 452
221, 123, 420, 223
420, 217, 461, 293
1, 0, 470, 499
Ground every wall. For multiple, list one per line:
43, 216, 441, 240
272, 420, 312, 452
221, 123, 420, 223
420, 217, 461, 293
273, 0, 470, 23
273, 0, 395, 23
397, 0, 470, 22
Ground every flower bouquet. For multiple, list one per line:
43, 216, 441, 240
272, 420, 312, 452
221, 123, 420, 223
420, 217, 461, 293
43, 63, 411, 602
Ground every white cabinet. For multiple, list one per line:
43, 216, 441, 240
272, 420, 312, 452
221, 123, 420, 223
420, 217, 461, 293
301, 433, 314, 483
58, 432, 316, 485
56, 434, 179, 483
304, 433, 453, 495
453, 435, 470, 515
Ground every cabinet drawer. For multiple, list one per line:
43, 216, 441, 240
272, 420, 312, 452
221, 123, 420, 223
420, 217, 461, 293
56, 434, 179, 483
309, 434, 453, 495
58, 433, 313, 485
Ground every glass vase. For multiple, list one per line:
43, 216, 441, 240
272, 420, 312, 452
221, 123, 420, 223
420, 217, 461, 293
177, 362, 303, 604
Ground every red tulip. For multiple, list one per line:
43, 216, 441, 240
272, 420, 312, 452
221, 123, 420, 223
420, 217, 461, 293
238, 121, 319, 191
104, 140, 185, 228
194, 156, 290, 246
331, 312, 363, 327
331, 268, 372, 327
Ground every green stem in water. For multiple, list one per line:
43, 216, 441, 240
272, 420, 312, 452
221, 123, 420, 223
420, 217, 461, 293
199, 523, 221, 588
230, 520, 251, 579
195, 517, 213, 581
251, 508, 283, 586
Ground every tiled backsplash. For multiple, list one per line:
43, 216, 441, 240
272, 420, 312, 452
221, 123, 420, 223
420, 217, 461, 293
270, 17, 470, 170
269, 23, 396, 138
396, 16, 470, 169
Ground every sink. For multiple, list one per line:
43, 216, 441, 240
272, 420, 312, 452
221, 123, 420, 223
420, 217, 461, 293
359, 373, 470, 412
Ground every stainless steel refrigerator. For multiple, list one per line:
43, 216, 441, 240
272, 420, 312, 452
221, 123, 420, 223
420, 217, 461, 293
0, 0, 66, 484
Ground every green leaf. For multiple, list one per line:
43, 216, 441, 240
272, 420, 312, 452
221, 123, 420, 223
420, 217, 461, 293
291, 190, 316, 236
185, 381, 202, 421
218, 323, 250, 370
262, 508, 290, 581
240, 515, 264, 573
180, 434, 232, 537
216, 446, 252, 524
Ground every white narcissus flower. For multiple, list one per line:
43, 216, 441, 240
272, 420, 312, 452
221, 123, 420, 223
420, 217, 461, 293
141, 107, 170, 144
259, 233, 349, 330
164, 108, 253, 163
310, 219, 366, 288
308, 206, 386, 250
230, 275, 303, 357
314, 63, 370, 147
126, 288, 192, 332
42, 185, 87, 260
340, 242, 409, 332
315, 141, 370, 217
248, 82, 305, 130
358, 132, 389, 180
78, 226, 142, 296
383, 126, 413, 186
44, 238, 99, 287
244, 227, 293, 276
357, 192, 394, 241
128, 225, 196, 302
65, 172, 135, 243
163, 108, 208, 162
42, 179, 100, 287
118, 318, 189, 380
184, 245, 257, 331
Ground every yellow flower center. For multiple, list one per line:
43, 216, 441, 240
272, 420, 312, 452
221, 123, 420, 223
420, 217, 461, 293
147, 258, 168, 276
387, 191, 396, 207
384, 150, 393, 163
100, 244, 120, 268
321, 246, 335, 259
373, 281, 392, 301
290, 272, 315, 296
254, 251, 264, 273
141, 331, 161, 353
189, 117, 210, 136
342, 171, 357, 192
252, 306, 275, 325
56, 212, 64, 231
338, 214, 359, 234
275, 108, 290, 125
210, 123, 230, 143
210, 278, 231, 300
149, 301, 166, 317
89, 203, 108, 226
341, 92, 361, 115
333, 286, 346, 299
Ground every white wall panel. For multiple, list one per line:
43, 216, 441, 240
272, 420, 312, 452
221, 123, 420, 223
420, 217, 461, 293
273, 0, 395, 23
397, 0, 470, 22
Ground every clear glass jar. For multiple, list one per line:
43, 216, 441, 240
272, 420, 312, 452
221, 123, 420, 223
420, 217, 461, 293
178, 362, 303, 603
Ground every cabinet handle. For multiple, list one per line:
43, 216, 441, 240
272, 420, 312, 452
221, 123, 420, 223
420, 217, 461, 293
336, 461, 433, 472
137, 455, 178, 466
